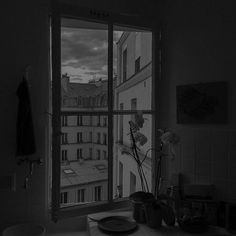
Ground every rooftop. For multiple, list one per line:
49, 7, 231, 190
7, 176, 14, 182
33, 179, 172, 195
61, 160, 108, 188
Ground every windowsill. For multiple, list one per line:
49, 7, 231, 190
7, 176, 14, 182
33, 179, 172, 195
45, 215, 87, 236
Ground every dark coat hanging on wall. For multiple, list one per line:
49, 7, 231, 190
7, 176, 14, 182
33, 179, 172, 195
16, 78, 36, 156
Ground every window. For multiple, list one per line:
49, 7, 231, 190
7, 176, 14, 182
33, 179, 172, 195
62, 115, 68, 126
122, 48, 127, 81
103, 133, 107, 145
97, 116, 101, 126
77, 148, 82, 160
77, 115, 83, 126
77, 189, 85, 202
135, 56, 141, 73
61, 150, 67, 162
60, 192, 68, 204
89, 132, 93, 143
103, 150, 107, 160
89, 148, 93, 159
118, 162, 123, 197
103, 117, 107, 127
77, 132, 83, 143
94, 186, 102, 201
131, 98, 137, 121
130, 172, 136, 195
51, 11, 157, 221
119, 103, 124, 144
61, 133, 68, 144
97, 149, 101, 160
97, 133, 101, 144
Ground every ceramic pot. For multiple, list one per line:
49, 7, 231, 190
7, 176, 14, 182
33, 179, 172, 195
144, 201, 162, 228
131, 200, 146, 223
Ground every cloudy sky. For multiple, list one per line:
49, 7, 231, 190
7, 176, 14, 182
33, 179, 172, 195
61, 27, 122, 83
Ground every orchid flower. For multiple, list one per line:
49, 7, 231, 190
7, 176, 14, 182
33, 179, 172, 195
158, 129, 180, 160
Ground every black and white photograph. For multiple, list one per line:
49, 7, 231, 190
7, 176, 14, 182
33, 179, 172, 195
1, 0, 236, 235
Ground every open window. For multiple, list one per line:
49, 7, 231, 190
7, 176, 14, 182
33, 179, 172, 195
50, 4, 160, 221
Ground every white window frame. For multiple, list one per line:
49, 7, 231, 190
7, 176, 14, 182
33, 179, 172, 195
97, 149, 101, 160
77, 148, 83, 160
60, 192, 68, 204
77, 189, 85, 202
61, 149, 67, 162
61, 133, 67, 144
77, 132, 83, 143
94, 186, 102, 201
51, 3, 161, 221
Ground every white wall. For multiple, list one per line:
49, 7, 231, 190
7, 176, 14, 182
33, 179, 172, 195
161, 0, 236, 202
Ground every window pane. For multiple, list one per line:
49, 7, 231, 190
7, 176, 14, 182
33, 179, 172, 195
61, 18, 108, 111
113, 114, 152, 199
60, 115, 108, 206
113, 27, 152, 111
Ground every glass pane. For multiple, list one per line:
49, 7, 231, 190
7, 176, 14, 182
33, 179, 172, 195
113, 114, 152, 199
60, 114, 108, 207
113, 26, 152, 111
61, 18, 108, 111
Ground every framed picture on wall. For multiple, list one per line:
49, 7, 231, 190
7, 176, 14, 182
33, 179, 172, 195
176, 81, 228, 124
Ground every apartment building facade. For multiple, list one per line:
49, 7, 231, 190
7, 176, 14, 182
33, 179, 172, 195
114, 31, 153, 197
60, 75, 108, 205
59, 30, 152, 205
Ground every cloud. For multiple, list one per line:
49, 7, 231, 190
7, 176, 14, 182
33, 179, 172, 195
61, 27, 122, 82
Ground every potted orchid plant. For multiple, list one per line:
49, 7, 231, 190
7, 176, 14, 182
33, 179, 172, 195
120, 112, 180, 226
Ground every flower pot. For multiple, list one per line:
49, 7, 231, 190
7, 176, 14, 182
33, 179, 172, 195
144, 201, 162, 228
129, 191, 155, 223
131, 200, 146, 223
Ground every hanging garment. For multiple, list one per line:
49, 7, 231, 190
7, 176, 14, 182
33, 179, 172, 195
16, 78, 36, 156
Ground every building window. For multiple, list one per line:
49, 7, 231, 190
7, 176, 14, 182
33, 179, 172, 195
77, 115, 83, 126
78, 97, 82, 106
94, 186, 102, 201
122, 48, 127, 81
77, 148, 82, 160
77, 132, 83, 143
89, 148, 93, 159
97, 116, 101, 126
90, 115, 93, 126
61, 150, 67, 162
131, 98, 137, 121
89, 132, 93, 143
97, 133, 101, 144
103, 133, 107, 145
118, 162, 123, 197
103, 117, 107, 127
130, 172, 136, 195
119, 103, 124, 144
135, 56, 141, 73
97, 149, 101, 160
103, 151, 107, 160
60, 192, 68, 204
61, 133, 68, 144
77, 189, 85, 202
62, 115, 68, 126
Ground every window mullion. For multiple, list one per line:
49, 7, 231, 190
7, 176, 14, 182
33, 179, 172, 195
51, 10, 61, 222
151, 28, 161, 196
107, 22, 113, 202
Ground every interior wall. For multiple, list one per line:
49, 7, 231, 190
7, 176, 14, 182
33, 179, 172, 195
0, 0, 51, 230
0, 0, 159, 231
162, 0, 236, 202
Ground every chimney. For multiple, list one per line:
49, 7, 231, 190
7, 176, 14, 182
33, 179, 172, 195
61, 73, 70, 92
